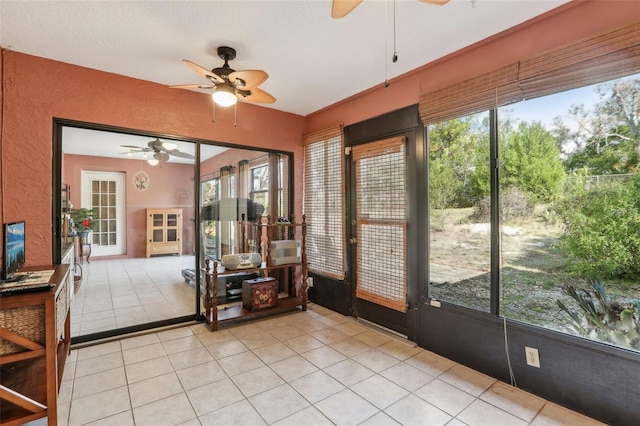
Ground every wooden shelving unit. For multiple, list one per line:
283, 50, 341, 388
0, 264, 71, 426
203, 215, 308, 331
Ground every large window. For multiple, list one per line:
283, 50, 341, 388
251, 164, 269, 214
423, 22, 640, 353
499, 76, 640, 351
427, 74, 640, 352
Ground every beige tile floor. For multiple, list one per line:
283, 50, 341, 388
71, 256, 198, 337
30, 303, 605, 426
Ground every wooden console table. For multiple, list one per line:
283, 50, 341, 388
0, 264, 71, 426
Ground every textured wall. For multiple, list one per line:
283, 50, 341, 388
1, 52, 305, 266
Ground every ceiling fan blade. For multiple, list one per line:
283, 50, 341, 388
170, 84, 215, 90
154, 152, 171, 162
183, 60, 224, 84
332, 0, 363, 18
169, 150, 195, 159
419, 0, 450, 5
229, 70, 268, 90
239, 87, 276, 104
120, 145, 145, 150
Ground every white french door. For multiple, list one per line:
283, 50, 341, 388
81, 171, 126, 256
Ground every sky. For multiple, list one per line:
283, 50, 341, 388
505, 84, 603, 129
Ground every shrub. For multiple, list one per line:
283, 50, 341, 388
557, 280, 640, 350
470, 187, 533, 223
557, 174, 640, 279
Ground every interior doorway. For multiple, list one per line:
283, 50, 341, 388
81, 170, 126, 256
54, 120, 294, 343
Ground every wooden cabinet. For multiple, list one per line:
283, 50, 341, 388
146, 208, 183, 258
203, 215, 308, 331
0, 264, 71, 426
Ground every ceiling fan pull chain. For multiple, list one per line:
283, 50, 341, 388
234, 102, 237, 128
212, 101, 216, 123
393, 0, 398, 63
384, 0, 390, 88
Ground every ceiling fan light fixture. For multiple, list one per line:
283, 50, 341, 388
162, 142, 177, 151
212, 85, 237, 107
147, 159, 159, 166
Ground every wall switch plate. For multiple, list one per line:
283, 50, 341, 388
525, 346, 541, 368
307, 277, 313, 288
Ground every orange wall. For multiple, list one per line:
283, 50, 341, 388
306, 1, 640, 132
1, 1, 639, 267
1, 51, 305, 266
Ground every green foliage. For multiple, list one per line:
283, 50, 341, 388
429, 118, 565, 213
429, 115, 489, 210
501, 121, 566, 203
564, 134, 639, 175
71, 208, 100, 232
556, 280, 640, 350
557, 174, 640, 279
559, 78, 640, 174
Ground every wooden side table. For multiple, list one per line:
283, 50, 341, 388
0, 264, 71, 425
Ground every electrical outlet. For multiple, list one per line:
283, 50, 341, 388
306, 277, 313, 288
525, 346, 541, 368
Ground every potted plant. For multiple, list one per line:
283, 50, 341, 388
71, 208, 100, 243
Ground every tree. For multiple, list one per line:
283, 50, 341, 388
429, 114, 489, 210
557, 77, 640, 174
501, 121, 566, 203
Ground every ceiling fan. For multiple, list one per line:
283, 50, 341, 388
171, 46, 275, 107
120, 138, 194, 166
332, 0, 449, 19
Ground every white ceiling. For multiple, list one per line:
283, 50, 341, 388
1, 0, 570, 117
61, 127, 227, 164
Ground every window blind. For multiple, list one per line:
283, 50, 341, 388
303, 125, 345, 280
353, 137, 407, 312
419, 22, 640, 125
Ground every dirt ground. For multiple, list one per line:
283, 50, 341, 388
428, 208, 640, 334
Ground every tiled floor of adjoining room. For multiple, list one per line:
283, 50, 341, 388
33, 303, 605, 426
70, 256, 198, 337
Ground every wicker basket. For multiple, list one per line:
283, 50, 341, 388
0, 305, 46, 355
56, 280, 68, 339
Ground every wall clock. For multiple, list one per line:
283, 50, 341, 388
133, 170, 150, 191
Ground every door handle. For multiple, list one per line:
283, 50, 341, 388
349, 238, 357, 244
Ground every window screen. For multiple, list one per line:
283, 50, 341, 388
303, 126, 345, 280
352, 137, 407, 312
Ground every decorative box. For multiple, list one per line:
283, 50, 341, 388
242, 277, 278, 312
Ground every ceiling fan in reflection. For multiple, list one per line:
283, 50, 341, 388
120, 138, 194, 166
